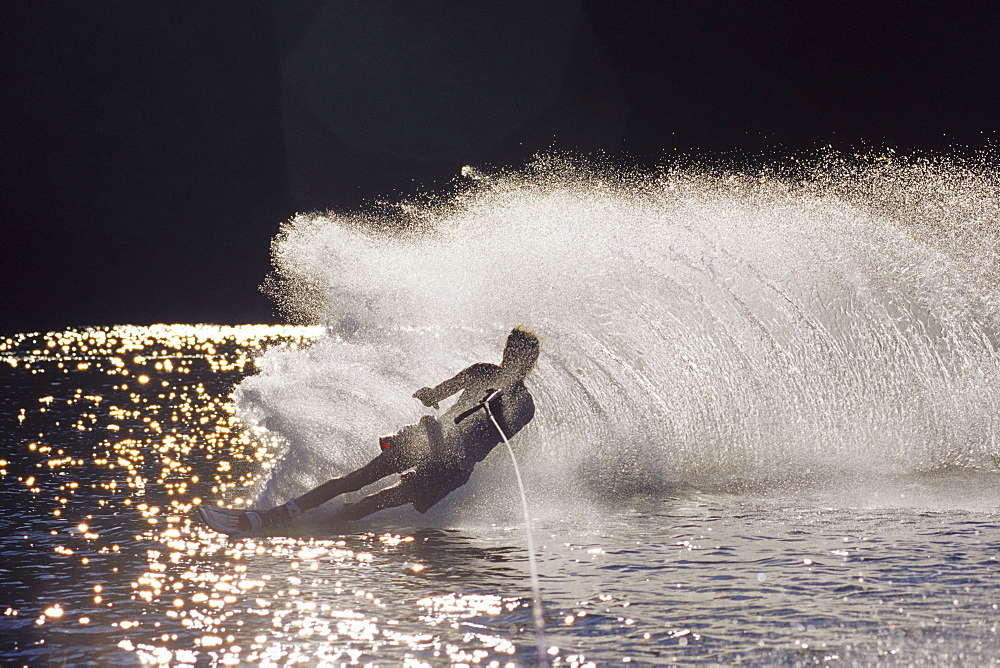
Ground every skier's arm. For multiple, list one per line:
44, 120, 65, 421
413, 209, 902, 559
413, 363, 496, 408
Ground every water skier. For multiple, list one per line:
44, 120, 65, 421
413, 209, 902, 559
199, 328, 538, 535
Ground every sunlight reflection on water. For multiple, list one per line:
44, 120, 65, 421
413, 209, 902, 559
1, 326, 999, 666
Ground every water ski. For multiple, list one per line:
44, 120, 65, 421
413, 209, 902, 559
197, 505, 266, 537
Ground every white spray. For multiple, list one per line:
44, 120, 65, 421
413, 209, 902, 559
236, 152, 1000, 512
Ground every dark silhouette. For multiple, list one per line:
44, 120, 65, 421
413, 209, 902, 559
198, 328, 538, 535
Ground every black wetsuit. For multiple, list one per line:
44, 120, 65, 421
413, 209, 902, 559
401, 378, 535, 512
293, 346, 538, 522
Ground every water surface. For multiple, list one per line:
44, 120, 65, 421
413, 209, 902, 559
3, 154, 999, 666
1, 326, 998, 666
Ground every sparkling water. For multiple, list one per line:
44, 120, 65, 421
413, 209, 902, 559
2, 153, 998, 665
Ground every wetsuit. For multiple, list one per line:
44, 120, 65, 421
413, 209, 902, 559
397, 377, 535, 512
324, 362, 535, 521
259, 329, 540, 527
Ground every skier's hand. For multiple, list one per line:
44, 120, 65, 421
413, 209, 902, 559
413, 387, 440, 409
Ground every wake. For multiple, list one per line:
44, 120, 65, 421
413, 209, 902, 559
235, 152, 1000, 511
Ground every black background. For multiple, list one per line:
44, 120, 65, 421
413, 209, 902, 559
3, 1, 997, 335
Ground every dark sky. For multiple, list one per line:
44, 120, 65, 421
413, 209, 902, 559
3, 1, 997, 335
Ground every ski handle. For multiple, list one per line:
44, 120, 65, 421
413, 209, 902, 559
453, 389, 504, 424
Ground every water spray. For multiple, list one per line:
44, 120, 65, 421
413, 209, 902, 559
462, 390, 549, 666
246, 154, 1000, 529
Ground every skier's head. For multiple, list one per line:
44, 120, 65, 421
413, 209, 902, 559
501, 327, 539, 377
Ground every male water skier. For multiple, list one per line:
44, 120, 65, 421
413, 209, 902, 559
198, 327, 539, 535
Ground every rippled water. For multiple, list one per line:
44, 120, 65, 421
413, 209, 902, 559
2, 326, 999, 666
3, 152, 999, 665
